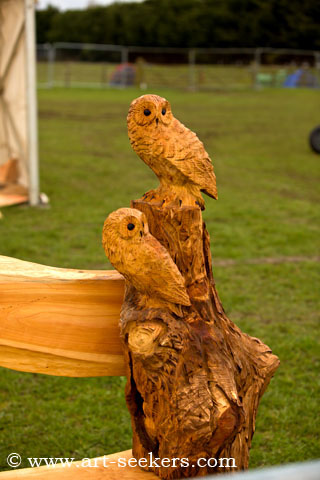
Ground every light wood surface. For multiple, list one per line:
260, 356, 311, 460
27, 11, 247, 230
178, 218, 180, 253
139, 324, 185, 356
0, 450, 158, 479
0, 255, 126, 377
0, 159, 19, 184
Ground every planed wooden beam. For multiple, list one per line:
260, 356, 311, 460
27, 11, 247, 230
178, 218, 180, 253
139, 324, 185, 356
0, 256, 126, 377
0, 449, 158, 479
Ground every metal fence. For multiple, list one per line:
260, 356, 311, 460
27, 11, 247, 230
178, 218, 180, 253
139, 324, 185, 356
37, 43, 320, 91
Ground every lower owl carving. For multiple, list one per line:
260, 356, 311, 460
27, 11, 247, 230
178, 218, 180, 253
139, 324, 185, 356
102, 207, 191, 317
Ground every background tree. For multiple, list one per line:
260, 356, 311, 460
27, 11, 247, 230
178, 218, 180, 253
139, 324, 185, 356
36, 0, 320, 50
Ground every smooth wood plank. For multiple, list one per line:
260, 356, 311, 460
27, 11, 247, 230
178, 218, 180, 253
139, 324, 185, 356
0, 450, 158, 479
0, 255, 122, 281
0, 345, 125, 377
0, 256, 126, 376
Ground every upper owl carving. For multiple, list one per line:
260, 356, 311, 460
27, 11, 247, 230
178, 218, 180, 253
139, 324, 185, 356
127, 94, 217, 208
102, 207, 191, 317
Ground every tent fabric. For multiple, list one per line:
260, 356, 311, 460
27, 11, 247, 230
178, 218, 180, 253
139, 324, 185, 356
110, 63, 136, 86
283, 69, 319, 88
0, 0, 29, 187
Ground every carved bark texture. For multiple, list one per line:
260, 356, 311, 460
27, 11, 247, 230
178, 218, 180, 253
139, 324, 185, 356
119, 192, 279, 479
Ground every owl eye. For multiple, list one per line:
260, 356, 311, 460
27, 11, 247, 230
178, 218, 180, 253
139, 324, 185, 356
144, 109, 151, 116
127, 223, 135, 231
162, 108, 166, 115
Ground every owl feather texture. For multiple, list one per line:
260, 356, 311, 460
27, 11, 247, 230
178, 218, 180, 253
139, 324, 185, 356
102, 208, 191, 317
127, 94, 217, 209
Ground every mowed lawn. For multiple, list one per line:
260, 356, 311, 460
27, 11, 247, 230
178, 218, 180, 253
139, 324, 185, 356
0, 87, 319, 471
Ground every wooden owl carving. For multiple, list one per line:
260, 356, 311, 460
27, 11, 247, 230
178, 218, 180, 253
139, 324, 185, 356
102, 207, 191, 316
127, 94, 217, 208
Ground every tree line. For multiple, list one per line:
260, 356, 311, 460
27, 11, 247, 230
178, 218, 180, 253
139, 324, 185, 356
36, 0, 320, 50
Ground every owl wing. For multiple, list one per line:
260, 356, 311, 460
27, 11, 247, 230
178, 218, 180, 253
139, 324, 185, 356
166, 120, 217, 199
125, 234, 190, 307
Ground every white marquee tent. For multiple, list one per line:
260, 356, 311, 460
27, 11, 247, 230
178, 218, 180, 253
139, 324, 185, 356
0, 0, 39, 206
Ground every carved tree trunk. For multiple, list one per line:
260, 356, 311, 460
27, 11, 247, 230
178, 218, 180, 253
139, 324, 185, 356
119, 190, 279, 479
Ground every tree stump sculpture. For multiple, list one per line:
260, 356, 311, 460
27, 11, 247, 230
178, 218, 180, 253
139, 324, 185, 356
102, 95, 279, 479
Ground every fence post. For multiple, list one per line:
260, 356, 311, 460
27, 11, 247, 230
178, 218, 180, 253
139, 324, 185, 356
188, 48, 196, 91
253, 47, 262, 89
64, 62, 71, 88
121, 47, 129, 88
47, 44, 55, 88
101, 63, 108, 88
25, 0, 40, 206
314, 51, 320, 76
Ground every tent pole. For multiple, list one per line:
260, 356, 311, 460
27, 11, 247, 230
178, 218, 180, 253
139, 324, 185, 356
25, 0, 39, 206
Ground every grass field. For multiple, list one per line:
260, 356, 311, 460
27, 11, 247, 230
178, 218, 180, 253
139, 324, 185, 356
0, 87, 319, 471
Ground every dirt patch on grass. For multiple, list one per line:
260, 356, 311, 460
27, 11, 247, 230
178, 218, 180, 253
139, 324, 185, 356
39, 109, 121, 122
214, 255, 320, 267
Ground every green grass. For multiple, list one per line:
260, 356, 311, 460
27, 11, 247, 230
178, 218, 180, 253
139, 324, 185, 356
0, 87, 319, 471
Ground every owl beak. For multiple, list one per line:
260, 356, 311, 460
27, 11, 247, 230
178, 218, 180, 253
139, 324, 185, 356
156, 117, 159, 125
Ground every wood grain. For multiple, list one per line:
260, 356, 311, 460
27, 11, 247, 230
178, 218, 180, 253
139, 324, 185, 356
0, 256, 126, 377
0, 450, 158, 479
